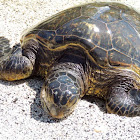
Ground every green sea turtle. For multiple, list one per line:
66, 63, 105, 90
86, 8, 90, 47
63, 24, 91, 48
1, 2, 140, 119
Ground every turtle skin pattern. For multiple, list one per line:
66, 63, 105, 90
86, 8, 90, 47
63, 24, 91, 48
0, 2, 140, 118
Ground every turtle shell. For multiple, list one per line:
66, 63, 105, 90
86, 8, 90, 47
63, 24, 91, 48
22, 2, 140, 75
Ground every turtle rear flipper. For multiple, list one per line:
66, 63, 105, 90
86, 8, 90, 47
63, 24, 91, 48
0, 37, 36, 81
106, 79, 140, 117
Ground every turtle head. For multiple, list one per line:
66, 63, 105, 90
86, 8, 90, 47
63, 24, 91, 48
41, 70, 84, 119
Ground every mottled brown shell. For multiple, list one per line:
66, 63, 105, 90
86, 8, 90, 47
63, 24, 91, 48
22, 2, 140, 75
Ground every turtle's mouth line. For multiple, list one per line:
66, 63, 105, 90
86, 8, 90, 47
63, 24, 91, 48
42, 100, 65, 119
45, 104, 51, 114
41, 96, 52, 116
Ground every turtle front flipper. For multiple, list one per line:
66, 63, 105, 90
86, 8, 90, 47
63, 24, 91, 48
0, 37, 37, 81
106, 79, 140, 117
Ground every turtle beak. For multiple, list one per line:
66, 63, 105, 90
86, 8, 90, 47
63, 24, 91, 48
47, 105, 65, 119
50, 110, 64, 119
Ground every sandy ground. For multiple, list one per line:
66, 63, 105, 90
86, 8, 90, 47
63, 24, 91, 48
0, 0, 140, 140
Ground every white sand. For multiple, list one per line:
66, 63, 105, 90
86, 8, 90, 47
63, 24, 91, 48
0, 0, 140, 139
